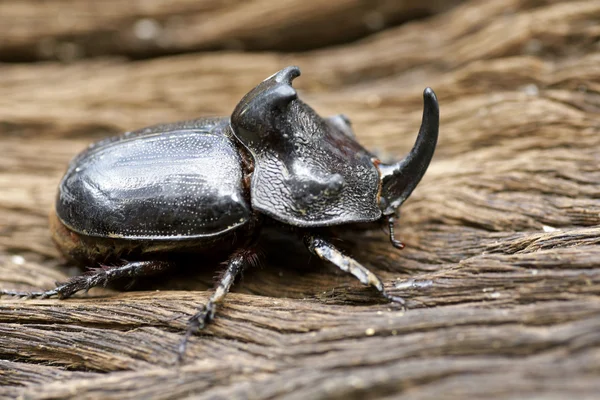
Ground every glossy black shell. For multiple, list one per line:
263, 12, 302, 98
230, 67, 382, 227
56, 66, 439, 247
56, 118, 251, 240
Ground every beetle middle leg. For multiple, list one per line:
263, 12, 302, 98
178, 247, 260, 361
0, 260, 175, 299
304, 234, 405, 306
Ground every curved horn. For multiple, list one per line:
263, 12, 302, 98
273, 66, 301, 84
265, 66, 300, 109
231, 66, 301, 144
379, 88, 439, 215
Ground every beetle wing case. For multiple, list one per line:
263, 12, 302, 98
56, 118, 251, 240
230, 66, 381, 227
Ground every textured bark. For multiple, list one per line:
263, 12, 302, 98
1, 0, 600, 398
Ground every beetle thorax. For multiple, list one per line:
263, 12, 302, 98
230, 67, 381, 227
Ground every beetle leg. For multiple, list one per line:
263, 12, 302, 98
178, 248, 259, 362
0, 288, 59, 299
304, 234, 405, 306
0, 261, 175, 299
387, 215, 405, 250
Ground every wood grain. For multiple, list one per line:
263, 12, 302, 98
0, 0, 463, 61
1, 0, 600, 398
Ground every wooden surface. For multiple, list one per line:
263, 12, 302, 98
1, 0, 600, 398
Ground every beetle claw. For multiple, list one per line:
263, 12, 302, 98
383, 293, 407, 309
177, 306, 212, 364
391, 238, 405, 250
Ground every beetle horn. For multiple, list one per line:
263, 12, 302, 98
272, 66, 301, 84
231, 66, 302, 144
378, 88, 439, 215
252, 66, 300, 110
269, 66, 300, 109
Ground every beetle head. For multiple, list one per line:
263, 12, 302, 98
230, 66, 382, 226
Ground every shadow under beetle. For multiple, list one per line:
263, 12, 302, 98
1, 66, 439, 359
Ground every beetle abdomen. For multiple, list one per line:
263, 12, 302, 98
56, 118, 251, 240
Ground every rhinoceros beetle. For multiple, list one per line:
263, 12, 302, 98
1, 66, 439, 358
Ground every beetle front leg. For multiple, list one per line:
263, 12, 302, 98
0, 260, 175, 299
304, 234, 405, 306
178, 247, 260, 362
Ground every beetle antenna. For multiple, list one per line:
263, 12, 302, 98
378, 88, 439, 215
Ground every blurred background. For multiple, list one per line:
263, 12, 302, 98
2, 0, 465, 61
1, 0, 597, 157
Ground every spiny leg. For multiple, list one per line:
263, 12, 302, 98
304, 234, 405, 306
0, 260, 175, 299
178, 248, 259, 362
387, 215, 405, 250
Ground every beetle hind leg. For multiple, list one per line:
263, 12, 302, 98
178, 247, 259, 362
304, 234, 405, 306
0, 260, 175, 300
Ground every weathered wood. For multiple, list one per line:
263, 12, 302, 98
1, 0, 600, 398
0, 0, 463, 61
